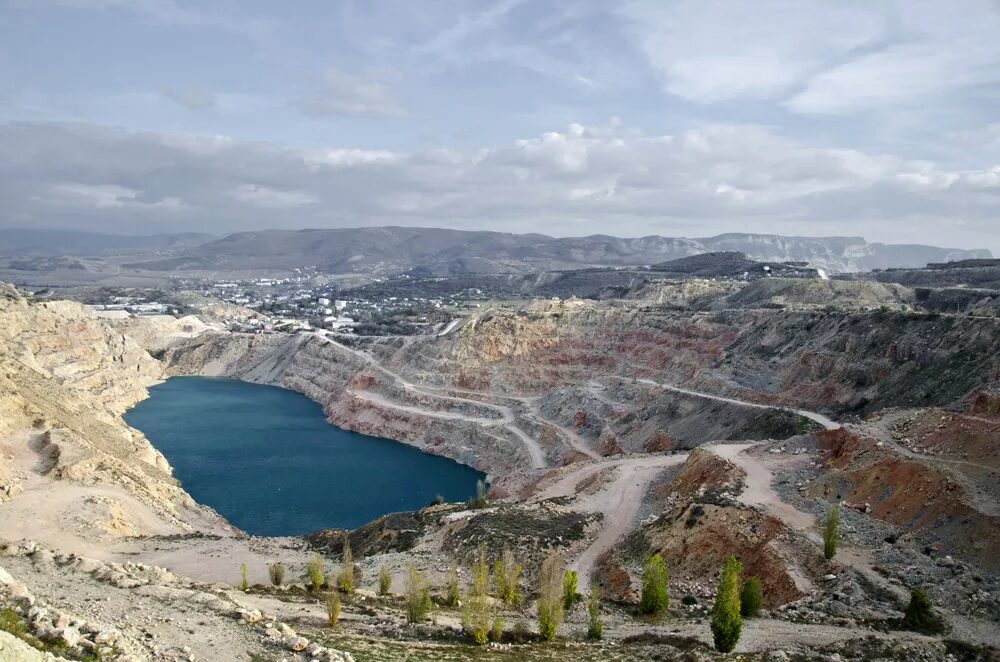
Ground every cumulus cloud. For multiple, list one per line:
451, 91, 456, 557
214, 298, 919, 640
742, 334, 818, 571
1, 120, 997, 250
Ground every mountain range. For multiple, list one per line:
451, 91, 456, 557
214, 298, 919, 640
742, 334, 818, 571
120, 227, 991, 274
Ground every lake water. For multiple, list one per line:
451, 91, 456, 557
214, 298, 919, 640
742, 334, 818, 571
124, 376, 485, 536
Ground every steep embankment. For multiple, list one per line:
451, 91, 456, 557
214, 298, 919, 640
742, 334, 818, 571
0, 284, 229, 555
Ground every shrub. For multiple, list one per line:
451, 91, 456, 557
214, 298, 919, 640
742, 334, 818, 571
489, 615, 504, 643
338, 539, 355, 594
239, 563, 249, 591
268, 562, 285, 587
740, 576, 762, 618
325, 591, 341, 627
405, 566, 432, 624
562, 570, 579, 610
462, 546, 493, 645
378, 565, 392, 596
307, 553, 326, 591
536, 553, 565, 641
711, 556, 743, 653
468, 479, 488, 509
586, 588, 603, 641
639, 554, 669, 616
512, 620, 530, 644
824, 504, 840, 560
445, 564, 461, 607
903, 589, 946, 634
493, 547, 522, 605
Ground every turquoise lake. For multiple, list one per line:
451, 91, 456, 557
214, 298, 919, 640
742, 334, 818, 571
124, 376, 485, 536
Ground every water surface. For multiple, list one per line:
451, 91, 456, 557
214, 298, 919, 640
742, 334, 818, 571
125, 376, 484, 536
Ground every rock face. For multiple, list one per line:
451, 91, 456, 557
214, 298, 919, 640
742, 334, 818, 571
0, 284, 226, 543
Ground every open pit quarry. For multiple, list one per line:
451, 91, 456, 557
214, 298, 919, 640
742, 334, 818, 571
1, 279, 998, 661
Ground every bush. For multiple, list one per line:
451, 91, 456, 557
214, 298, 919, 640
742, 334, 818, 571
903, 589, 946, 634
378, 565, 392, 596
307, 553, 326, 591
562, 570, 579, 610
536, 553, 565, 641
462, 546, 493, 645
512, 620, 530, 644
493, 547, 522, 605
468, 479, 488, 509
338, 540, 355, 594
489, 615, 504, 643
325, 591, 341, 627
268, 562, 285, 587
639, 554, 669, 616
711, 556, 743, 653
445, 564, 461, 607
586, 588, 603, 641
406, 566, 432, 624
824, 504, 840, 560
740, 576, 762, 618
239, 563, 249, 591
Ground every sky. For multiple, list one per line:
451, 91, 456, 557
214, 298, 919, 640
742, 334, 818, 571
1, 0, 999, 252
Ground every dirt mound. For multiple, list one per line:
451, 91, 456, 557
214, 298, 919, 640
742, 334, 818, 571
811, 428, 1000, 571
652, 448, 744, 502
624, 503, 804, 607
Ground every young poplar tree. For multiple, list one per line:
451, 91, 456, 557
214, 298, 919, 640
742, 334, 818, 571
824, 504, 840, 560
711, 556, 743, 653
639, 554, 670, 616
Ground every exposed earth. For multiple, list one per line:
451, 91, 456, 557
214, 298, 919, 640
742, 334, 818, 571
1, 270, 998, 661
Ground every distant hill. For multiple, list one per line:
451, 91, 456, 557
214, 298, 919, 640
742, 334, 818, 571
123, 227, 991, 274
0, 228, 216, 257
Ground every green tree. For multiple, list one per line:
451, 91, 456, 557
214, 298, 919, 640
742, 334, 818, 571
325, 591, 341, 627
445, 564, 461, 607
268, 562, 285, 587
489, 615, 504, 643
338, 539, 355, 594
238, 563, 249, 591
902, 589, 946, 634
824, 504, 840, 560
493, 547, 522, 605
307, 553, 325, 591
469, 479, 488, 509
562, 570, 579, 610
586, 588, 603, 641
405, 566, 432, 624
536, 553, 565, 641
740, 576, 762, 618
462, 546, 493, 645
711, 556, 743, 653
639, 554, 670, 616
378, 565, 392, 596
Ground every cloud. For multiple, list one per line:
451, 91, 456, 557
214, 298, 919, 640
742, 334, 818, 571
13, 0, 275, 42
161, 87, 216, 111
229, 184, 317, 209
1, 120, 997, 251
620, 0, 884, 103
296, 67, 403, 118
620, 0, 1000, 117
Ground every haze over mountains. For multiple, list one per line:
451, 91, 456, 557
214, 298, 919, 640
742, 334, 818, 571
113, 227, 991, 275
